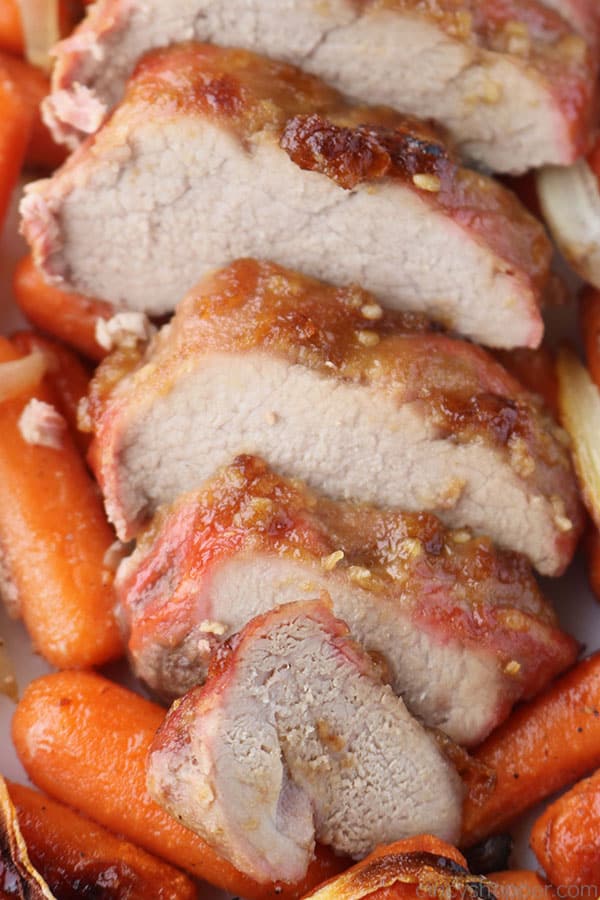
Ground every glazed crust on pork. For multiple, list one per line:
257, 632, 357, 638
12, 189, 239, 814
87, 259, 582, 576
117, 455, 578, 746
24, 44, 552, 346
147, 600, 464, 883
45, 0, 598, 174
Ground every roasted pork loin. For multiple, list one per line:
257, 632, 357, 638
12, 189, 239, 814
147, 600, 464, 882
117, 455, 578, 746
88, 260, 582, 575
25, 44, 552, 347
45, 0, 598, 173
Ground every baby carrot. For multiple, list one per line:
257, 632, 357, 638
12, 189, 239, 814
530, 767, 600, 888
0, 56, 31, 230
13, 255, 114, 361
12, 671, 346, 900
489, 871, 551, 900
462, 653, 600, 846
0, 0, 22, 54
0, 336, 122, 668
12, 330, 92, 454
6, 780, 198, 899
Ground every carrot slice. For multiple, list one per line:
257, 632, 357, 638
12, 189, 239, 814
489, 871, 552, 900
13, 255, 114, 361
5, 780, 197, 899
530, 767, 600, 887
0, 336, 122, 668
12, 670, 346, 900
12, 330, 92, 454
462, 653, 600, 846
0, 57, 31, 230
0, 0, 23, 56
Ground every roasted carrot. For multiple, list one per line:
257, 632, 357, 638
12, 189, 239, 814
12, 331, 92, 454
5, 780, 197, 899
530, 767, 600, 887
12, 670, 346, 900
581, 287, 600, 392
0, 0, 22, 56
462, 653, 600, 847
13, 255, 114, 361
0, 57, 31, 231
0, 51, 66, 171
494, 346, 558, 417
489, 871, 551, 900
0, 337, 122, 668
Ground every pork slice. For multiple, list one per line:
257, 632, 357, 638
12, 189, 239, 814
88, 259, 583, 575
44, 0, 597, 174
117, 455, 578, 746
541, 0, 600, 38
25, 43, 552, 347
146, 599, 464, 883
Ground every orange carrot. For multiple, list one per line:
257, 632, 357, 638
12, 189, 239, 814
0, 0, 23, 55
12, 330, 92, 454
6, 780, 197, 899
0, 51, 66, 171
494, 346, 558, 417
530, 767, 600, 887
462, 653, 600, 847
0, 336, 122, 668
489, 871, 551, 900
0, 57, 31, 230
12, 670, 346, 900
581, 287, 600, 393
13, 255, 114, 361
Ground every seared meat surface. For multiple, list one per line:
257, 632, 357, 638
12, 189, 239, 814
118, 455, 578, 745
45, 0, 597, 173
88, 260, 582, 575
147, 600, 464, 882
25, 44, 552, 346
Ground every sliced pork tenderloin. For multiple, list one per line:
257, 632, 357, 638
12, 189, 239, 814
44, 0, 598, 174
117, 455, 578, 746
24, 43, 552, 347
87, 259, 583, 575
147, 599, 464, 883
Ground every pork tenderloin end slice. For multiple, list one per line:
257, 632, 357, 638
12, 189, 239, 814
117, 455, 578, 745
88, 259, 583, 575
25, 43, 551, 346
45, 0, 598, 174
146, 599, 464, 883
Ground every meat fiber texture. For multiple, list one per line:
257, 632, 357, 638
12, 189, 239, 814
44, 0, 599, 174
87, 259, 583, 576
146, 599, 464, 883
23, 43, 553, 348
117, 455, 578, 746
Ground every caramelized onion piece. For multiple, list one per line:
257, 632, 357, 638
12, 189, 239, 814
17, 0, 60, 70
0, 775, 56, 898
557, 348, 600, 528
0, 351, 46, 404
0, 638, 16, 701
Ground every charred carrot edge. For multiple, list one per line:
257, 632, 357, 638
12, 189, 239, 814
581, 288, 600, 393
489, 871, 552, 900
0, 51, 66, 171
461, 653, 600, 847
0, 0, 23, 56
6, 780, 197, 899
494, 347, 558, 417
12, 670, 347, 899
13, 255, 114, 361
0, 59, 31, 230
530, 767, 600, 888
12, 330, 92, 454
0, 337, 122, 668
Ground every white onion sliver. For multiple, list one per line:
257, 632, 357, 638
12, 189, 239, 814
17, 0, 60, 71
0, 350, 47, 404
